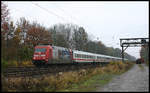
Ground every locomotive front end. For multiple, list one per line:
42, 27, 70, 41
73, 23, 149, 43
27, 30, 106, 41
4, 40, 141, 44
32, 45, 52, 65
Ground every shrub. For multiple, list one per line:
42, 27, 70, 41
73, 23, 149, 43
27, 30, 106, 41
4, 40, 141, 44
2, 61, 134, 92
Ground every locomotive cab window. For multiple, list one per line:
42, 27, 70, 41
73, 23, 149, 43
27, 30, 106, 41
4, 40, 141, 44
35, 48, 46, 53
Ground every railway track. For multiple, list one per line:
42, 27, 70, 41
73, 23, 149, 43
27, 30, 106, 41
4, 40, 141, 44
3, 63, 108, 77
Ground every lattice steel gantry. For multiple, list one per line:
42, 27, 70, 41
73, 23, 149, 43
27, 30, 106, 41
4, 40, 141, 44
120, 38, 149, 62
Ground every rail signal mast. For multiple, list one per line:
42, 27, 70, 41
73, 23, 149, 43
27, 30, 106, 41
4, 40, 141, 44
120, 38, 149, 62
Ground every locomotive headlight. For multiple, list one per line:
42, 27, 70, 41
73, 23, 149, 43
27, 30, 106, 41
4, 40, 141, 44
33, 57, 36, 59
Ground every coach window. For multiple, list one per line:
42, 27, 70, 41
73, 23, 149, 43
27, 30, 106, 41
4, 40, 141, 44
78, 54, 80, 58
82, 55, 84, 58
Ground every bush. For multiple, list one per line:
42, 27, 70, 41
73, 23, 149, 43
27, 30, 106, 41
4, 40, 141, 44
1, 59, 9, 71
2, 61, 134, 92
18, 46, 34, 61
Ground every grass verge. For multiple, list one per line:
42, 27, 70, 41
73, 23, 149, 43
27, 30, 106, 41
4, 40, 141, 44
2, 61, 134, 92
59, 73, 115, 92
138, 64, 144, 70
59, 62, 134, 92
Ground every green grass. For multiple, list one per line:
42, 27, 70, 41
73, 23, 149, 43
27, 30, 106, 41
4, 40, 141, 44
58, 73, 117, 92
146, 62, 149, 67
58, 62, 134, 92
138, 64, 144, 70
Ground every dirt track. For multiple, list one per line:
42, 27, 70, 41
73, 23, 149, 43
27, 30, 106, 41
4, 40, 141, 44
96, 64, 149, 92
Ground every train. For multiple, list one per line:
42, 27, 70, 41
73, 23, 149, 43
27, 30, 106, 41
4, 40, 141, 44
32, 45, 128, 66
136, 58, 144, 64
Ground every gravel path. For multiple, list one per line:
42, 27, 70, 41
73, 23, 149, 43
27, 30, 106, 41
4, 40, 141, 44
96, 64, 149, 92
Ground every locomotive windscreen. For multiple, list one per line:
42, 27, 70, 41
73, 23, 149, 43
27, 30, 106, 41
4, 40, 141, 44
35, 48, 46, 52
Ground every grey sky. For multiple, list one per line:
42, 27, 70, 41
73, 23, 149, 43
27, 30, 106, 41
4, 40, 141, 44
5, 1, 149, 59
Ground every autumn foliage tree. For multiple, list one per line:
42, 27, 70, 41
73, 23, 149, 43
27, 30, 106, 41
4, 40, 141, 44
16, 17, 30, 45
1, 2, 10, 25
1, 2, 10, 41
1, 2, 10, 60
26, 23, 52, 48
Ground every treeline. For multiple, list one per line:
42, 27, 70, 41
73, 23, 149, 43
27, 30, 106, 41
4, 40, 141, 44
140, 45, 149, 63
1, 2, 136, 62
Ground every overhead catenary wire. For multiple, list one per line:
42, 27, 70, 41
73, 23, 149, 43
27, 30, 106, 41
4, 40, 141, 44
50, 3, 80, 25
31, 2, 72, 23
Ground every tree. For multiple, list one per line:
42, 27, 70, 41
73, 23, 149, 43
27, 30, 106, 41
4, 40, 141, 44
16, 17, 30, 45
26, 23, 52, 48
13, 27, 21, 46
1, 2, 12, 60
140, 45, 149, 62
1, 2, 10, 25
73, 27, 88, 51
49, 23, 78, 48
1, 2, 10, 41
96, 41, 107, 54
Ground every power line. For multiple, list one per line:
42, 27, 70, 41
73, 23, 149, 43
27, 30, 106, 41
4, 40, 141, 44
31, 2, 92, 36
31, 2, 71, 23
50, 3, 88, 27
51, 3, 79, 24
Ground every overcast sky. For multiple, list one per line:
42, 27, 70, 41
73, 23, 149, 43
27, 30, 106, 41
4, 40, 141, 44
5, 1, 149, 59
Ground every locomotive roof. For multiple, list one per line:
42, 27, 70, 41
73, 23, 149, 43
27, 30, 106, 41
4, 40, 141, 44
52, 46, 69, 50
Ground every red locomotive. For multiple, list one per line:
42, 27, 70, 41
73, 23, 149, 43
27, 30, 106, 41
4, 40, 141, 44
32, 45, 72, 65
32, 45, 126, 66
